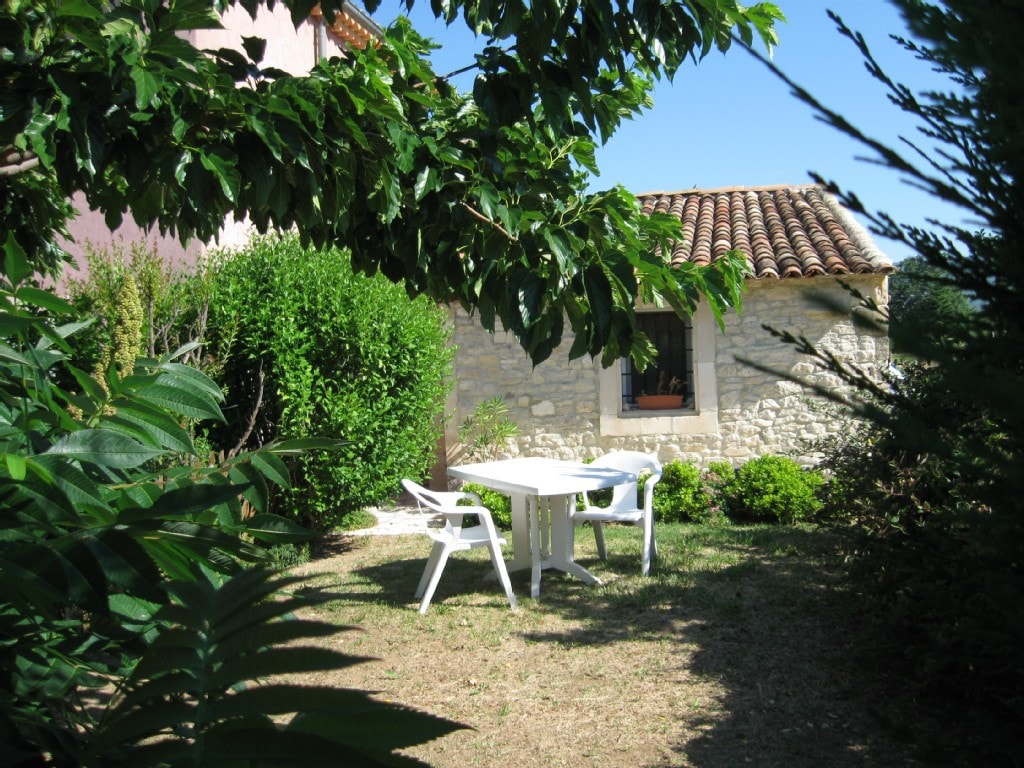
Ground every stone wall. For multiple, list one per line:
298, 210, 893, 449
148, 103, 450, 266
445, 274, 888, 469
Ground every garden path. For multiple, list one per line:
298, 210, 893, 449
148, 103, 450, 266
348, 500, 427, 536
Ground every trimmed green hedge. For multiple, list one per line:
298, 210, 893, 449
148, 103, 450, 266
732, 455, 823, 525
207, 234, 454, 530
654, 460, 714, 524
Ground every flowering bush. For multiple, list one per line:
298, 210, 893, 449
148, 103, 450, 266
702, 461, 741, 523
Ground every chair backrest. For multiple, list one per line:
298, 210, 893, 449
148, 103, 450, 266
401, 479, 496, 542
588, 452, 662, 512
401, 478, 462, 515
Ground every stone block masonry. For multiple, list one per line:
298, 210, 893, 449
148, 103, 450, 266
446, 274, 888, 470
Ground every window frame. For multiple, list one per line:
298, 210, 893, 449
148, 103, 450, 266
598, 302, 719, 437
621, 311, 694, 411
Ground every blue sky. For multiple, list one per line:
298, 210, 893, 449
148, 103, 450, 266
384, 1, 962, 262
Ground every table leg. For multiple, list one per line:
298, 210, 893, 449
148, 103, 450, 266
548, 493, 602, 586
508, 493, 532, 573
529, 495, 542, 598
501, 490, 601, 596
506, 493, 552, 598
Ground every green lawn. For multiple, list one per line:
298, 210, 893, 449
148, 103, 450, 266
283, 523, 933, 767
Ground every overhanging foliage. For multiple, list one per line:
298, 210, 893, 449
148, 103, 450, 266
1, 0, 780, 365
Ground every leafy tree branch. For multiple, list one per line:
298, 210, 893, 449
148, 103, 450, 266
2, 0, 782, 364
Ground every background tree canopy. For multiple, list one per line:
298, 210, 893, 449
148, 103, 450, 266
1, 0, 782, 365
887, 255, 974, 354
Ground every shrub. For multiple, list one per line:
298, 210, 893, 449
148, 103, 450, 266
654, 460, 716, 524
732, 455, 824, 525
65, 240, 216, 371
0, 264, 459, 762
815, 362, 1024, 752
815, 363, 984, 535
458, 396, 519, 460
206, 233, 454, 530
462, 482, 512, 530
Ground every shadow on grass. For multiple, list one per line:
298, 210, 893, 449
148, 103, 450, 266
299, 533, 520, 610
531, 528, 917, 767
308, 525, 922, 768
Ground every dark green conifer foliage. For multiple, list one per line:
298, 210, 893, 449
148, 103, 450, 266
754, 3, 1024, 760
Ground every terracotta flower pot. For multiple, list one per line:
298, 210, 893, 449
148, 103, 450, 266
636, 394, 684, 410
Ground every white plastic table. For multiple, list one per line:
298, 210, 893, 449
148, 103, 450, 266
447, 457, 637, 597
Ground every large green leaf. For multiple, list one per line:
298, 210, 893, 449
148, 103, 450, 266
10, 286, 75, 315
5, 540, 108, 614
131, 482, 245, 521
100, 409, 194, 454
85, 528, 165, 600
129, 382, 224, 421
46, 429, 162, 469
129, 65, 161, 110
3, 452, 26, 480
262, 437, 348, 455
28, 455, 112, 514
66, 364, 110, 406
157, 520, 267, 564
2, 233, 32, 286
54, 0, 103, 19
0, 551, 74, 613
0, 475, 77, 526
226, 460, 270, 514
0, 320, 42, 345
154, 360, 224, 401
242, 513, 311, 544
109, 592, 162, 628
247, 451, 290, 489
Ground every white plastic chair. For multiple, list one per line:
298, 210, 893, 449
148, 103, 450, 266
571, 452, 663, 576
401, 479, 517, 614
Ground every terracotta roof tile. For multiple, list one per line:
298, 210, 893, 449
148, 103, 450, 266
637, 184, 895, 279
312, 2, 381, 50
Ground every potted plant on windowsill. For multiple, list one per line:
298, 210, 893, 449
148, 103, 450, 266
636, 373, 685, 410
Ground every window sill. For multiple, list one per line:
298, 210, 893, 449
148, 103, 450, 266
618, 407, 696, 417
600, 406, 718, 437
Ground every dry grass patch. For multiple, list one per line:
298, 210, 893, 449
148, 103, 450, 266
284, 524, 926, 767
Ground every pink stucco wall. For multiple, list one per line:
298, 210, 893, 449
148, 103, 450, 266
192, 5, 320, 75
59, 7, 333, 289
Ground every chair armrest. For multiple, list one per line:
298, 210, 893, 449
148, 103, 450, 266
441, 503, 489, 515
442, 505, 500, 536
642, 472, 662, 514
458, 490, 484, 506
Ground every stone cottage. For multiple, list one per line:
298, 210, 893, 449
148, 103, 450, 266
443, 183, 894, 469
